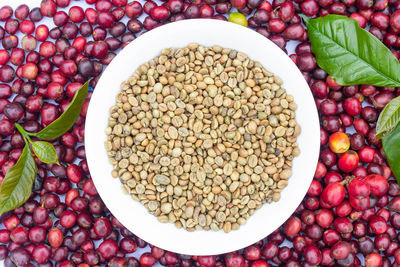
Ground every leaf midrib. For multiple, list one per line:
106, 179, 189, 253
308, 20, 400, 87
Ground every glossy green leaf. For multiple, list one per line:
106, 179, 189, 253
0, 144, 37, 216
376, 96, 400, 140
29, 81, 89, 140
30, 141, 59, 164
383, 124, 400, 185
305, 15, 400, 87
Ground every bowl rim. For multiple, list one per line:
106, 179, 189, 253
85, 18, 320, 255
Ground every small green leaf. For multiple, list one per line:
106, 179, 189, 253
376, 96, 400, 140
29, 81, 89, 140
306, 15, 400, 87
0, 144, 37, 216
383, 124, 400, 185
30, 141, 59, 164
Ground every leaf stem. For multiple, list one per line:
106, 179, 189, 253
298, 14, 310, 25
15, 123, 32, 144
15, 123, 27, 136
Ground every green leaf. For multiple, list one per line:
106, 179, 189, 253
30, 141, 59, 164
306, 15, 400, 87
383, 124, 400, 185
0, 144, 37, 216
29, 81, 89, 140
376, 96, 400, 140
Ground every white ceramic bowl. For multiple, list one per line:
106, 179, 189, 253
85, 19, 320, 256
